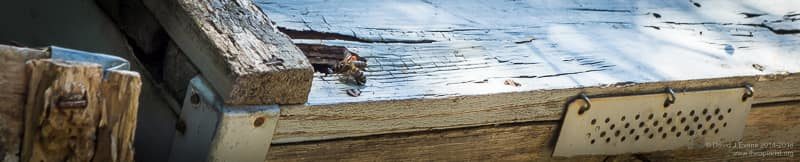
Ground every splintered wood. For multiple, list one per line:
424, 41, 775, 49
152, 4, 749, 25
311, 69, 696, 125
0, 45, 47, 162
21, 60, 140, 162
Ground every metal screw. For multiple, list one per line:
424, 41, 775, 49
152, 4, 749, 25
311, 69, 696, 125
253, 117, 266, 127
663, 88, 676, 107
190, 92, 200, 105
578, 93, 591, 115
176, 119, 187, 134
742, 84, 754, 101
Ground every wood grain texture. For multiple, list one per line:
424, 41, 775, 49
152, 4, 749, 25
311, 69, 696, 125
22, 60, 104, 162
255, 0, 800, 143
142, 0, 314, 105
94, 70, 141, 162
274, 73, 800, 143
0, 45, 47, 162
267, 101, 800, 161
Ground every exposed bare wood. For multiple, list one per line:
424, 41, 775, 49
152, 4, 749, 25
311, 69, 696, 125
142, 0, 314, 105
94, 70, 142, 162
0, 45, 47, 162
274, 73, 800, 143
22, 60, 103, 162
267, 101, 800, 161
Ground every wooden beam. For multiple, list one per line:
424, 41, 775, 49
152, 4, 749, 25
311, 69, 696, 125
142, 0, 314, 105
94, 70, 142, 162
0, 45, 48, 162
22, 60, 104, 162
20, 59, 142, 162
273, 73, 800, 143
267, 101, 800, 161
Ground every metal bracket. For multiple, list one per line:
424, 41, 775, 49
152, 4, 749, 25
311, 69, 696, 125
168, 76, 280, 162
554, 86, 754, 157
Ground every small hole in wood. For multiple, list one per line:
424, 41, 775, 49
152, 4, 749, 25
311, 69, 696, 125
702, 130, 707, 135
667, 118, 673, 124
723, 122, 728, 127
606, 137, 611, 143
694, 116, 700, 122
621, 116, 626, 121
706, 115, 712, 121
639, 122, 645, 128
727, 108, 732, 113
591, 139, 596, 144
605, 117, 610, 123
671, 126, 676, 132
681, 117, 686, 123
635, 135, 640, 141
653, 120, 659, 126
690, 110, 696, 116
677, 111, 683, 116
591, 119, 597, 125
610, 124, 616, 130
689, 130, 695, 136
600, 131, 606, 137
615, 130, 621, 137
676, 132, 682, 137
718, 115, 724, 120
649, 134, 654, 139
684, 125, 690, 131
648, 114, 654, 120
635, 114, 641, 120
658, 127, 664, 132
662, 133, 667, 139
644, 128, 650, 133
629, 129, 635, 135
662, 112, 668, 118
710, 123, 716, 129
621, 136, 626, 142
715, 108, 720, 114
715, 128, 720, 134
703, 108, 708, 114
697, 124, 703, 129
625, 123, 630, 128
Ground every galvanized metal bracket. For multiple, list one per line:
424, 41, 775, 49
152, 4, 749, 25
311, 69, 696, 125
169, 75, 280, 162
553, 86, 754, 157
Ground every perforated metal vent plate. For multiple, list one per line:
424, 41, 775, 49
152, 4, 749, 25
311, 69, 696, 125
553, 88, 752, 157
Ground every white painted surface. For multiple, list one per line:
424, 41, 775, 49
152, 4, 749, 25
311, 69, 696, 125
256, 0, 800, 105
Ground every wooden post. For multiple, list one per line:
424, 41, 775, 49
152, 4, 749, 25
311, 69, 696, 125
0, 45, 48, 162
142, 0, 314, 105
21, 59, 141, 162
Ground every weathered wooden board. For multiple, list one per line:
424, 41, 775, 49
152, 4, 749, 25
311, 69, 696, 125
0, 45, 47, 162
143, 0, 314, 105
94, 70, 141, 162
21, 60, 142, 162
22, 60, 104, 162
267, 101, 800, 161
256, 0, 800, 143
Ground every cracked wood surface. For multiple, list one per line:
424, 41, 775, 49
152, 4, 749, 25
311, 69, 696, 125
257, 0, 800, 143
143, 0, 314, 105
267, 101, 800, 161
0, 45, 48, 162
256, 0, 800, 144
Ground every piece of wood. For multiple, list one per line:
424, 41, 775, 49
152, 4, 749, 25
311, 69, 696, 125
0, 45, 47, 162
94, 70, 142, 162
257, 0, 800, 143
267, 101, 800, 161
142, 0, 314, 105
22, 60, 104, 162
273, 73, 800, 143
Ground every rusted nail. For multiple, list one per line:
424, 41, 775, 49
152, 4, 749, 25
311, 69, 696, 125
57, 93, 87, 109
253, 117, 266, 127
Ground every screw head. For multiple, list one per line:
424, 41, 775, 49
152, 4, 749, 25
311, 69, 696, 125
190, 92, 200, 105
253, 117, 266, 127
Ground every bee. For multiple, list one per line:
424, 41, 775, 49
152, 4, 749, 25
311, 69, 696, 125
297, 43, 368, 85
